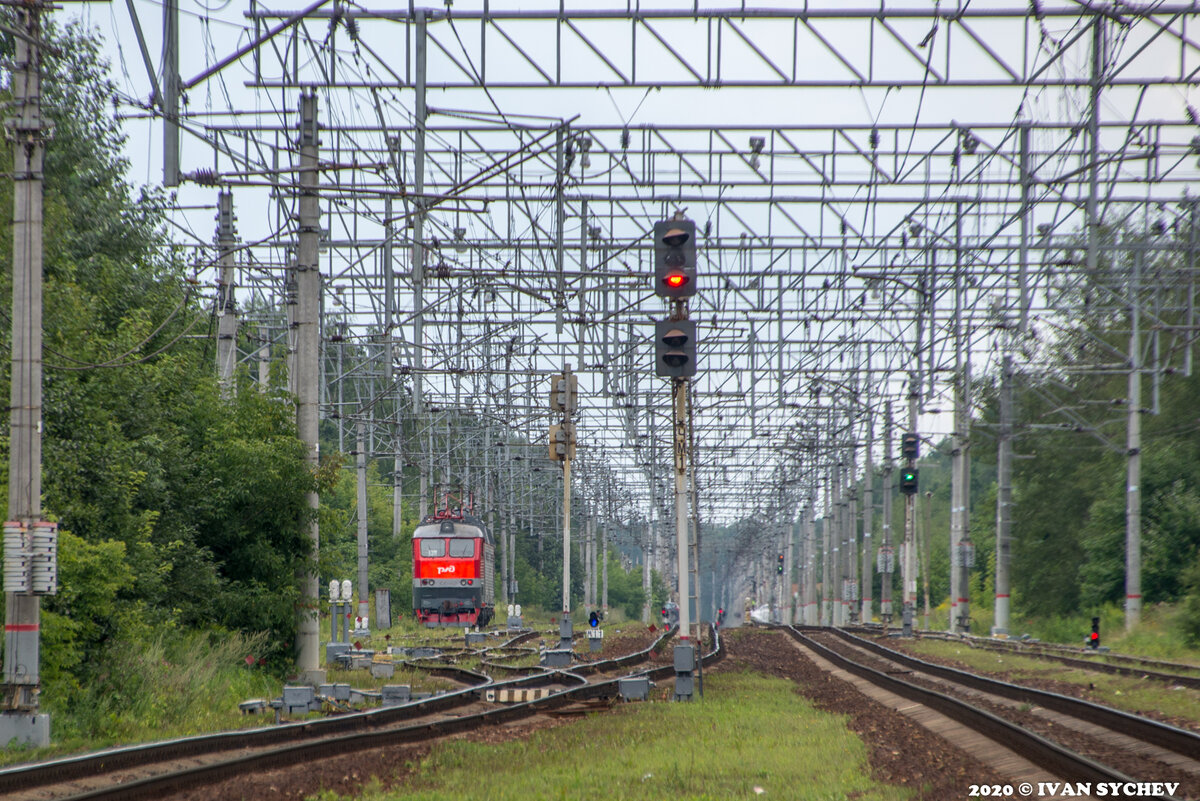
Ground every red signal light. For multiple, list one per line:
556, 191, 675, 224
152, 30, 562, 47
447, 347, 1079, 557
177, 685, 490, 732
1090, 632, 1099, 640
664, 273, 688, 289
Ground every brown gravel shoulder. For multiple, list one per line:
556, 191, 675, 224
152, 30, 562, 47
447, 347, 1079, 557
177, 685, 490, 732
718, 628, 1007, 799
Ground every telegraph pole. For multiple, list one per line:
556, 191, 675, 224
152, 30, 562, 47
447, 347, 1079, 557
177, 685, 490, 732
412, 11, 429, 521
902, 374, 919, 635
355, 422, 369, 630
861, 415, 874, 623
688, 380, 701, 636
642, 520, 651, 623
672, 376, 690, 639
804, 505, 818, 624
950, 204, 973, 634
783, 512, 794, 625
847, 450, 859, 624
2, 0, 52, 747
381, 194, 401, 541
993, 353, 1014, 636
880, 400, 894, 625
162, 0, 180, 186
550, 365, 577, 643
1126, 244, 1143, 630
294, 91, 323, 683
215, 190, 238, 395
822, 468, 834, 626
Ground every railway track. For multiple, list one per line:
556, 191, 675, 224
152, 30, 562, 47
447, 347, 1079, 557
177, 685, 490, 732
849, 624, 1200, 688
784, 626, 1198, 800
0, 625, 720, 801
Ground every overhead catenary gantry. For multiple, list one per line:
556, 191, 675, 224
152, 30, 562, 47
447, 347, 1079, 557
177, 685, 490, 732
77, 1, 1200, 628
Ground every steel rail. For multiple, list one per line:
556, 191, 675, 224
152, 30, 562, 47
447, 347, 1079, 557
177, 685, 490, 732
815, 627, 1200, 758
780, 626, 1173, 797
0, 624, 696, 799
47, 625, 720, 801
898, 628, 1200, 688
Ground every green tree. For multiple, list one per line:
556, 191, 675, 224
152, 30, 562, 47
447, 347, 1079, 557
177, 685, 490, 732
0, 18, 313, 692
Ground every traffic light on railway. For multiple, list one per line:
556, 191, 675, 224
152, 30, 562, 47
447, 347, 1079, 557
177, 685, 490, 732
777, 554, 785, 575
1089, 617, 1100, 649
655, 318, 697, 378
549, 372, 577, 413
549, 422, 576, 462
653, 219, 697, 300
901, 432, 920, 461
900, 467, 919, 495
588, 610, 600, 628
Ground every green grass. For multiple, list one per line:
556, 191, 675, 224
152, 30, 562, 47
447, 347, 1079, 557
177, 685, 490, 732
903, 640, 1200, 724
994, 605, 1200, 664
0, 629, 282, 767
309, 670, 915, 801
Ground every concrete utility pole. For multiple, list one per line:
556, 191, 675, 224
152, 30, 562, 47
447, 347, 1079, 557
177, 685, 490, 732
804, 506, 818, 624
949, 204, 973, 634
837, 463, 848, 625
847, 452, 859, 624
381, 196, 403, 543
1126, 244, 1143, 630
583, 514, 593, 610
642, 520, 651, 623
550, 364, 577, 628
783, 514, 794, 625
880, 400, 894, 624
162, 0, 179, 186
412, 11, 429, 521
902, 374, 919, 635
861, 416, 874, 623
215, 190, 238, 395
355, 422, 369, 627
673, 376, 691, 639
2, 1, 51, 747
294, 91, 323, 683
821, 471, 833, 626
688, 380, 701, 634
993, 352, 1014, 636
601, 517, 609, 614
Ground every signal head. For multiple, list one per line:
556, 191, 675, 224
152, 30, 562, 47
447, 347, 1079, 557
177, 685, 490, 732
662, 226, 690, 249
655, 318, 697, 378
653, 219, 698, 299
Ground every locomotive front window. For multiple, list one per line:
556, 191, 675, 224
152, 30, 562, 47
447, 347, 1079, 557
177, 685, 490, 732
420, 539, 446, 557
448, 538, 475, 558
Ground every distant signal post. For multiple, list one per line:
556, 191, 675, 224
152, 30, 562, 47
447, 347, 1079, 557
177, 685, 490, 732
653, 215, 699, 701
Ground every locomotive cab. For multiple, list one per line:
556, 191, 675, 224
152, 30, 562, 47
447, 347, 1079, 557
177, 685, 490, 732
412, 513, 495, 627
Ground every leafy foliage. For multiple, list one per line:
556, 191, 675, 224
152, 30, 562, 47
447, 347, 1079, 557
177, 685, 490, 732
0, 16, 312, 738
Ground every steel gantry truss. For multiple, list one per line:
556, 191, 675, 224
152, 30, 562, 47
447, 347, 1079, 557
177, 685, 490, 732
74, 1, 1200, 635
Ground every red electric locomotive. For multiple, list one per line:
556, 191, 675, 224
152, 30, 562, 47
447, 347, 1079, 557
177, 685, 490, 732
412, 509, 495, 627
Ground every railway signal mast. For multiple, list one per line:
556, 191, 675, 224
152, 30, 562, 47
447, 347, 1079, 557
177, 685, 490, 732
652, 214, 699, 701
900, 376, 920, 637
